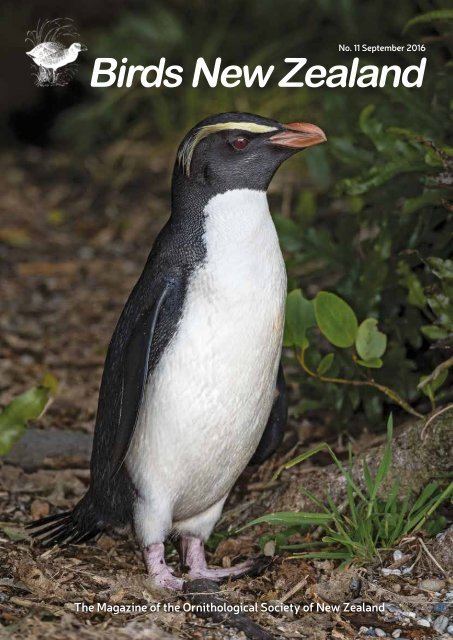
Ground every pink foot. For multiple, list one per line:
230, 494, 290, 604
179, 536, 254, 580
143, 542, 184, 590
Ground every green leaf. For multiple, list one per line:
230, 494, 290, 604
420, 369, 448, 399
403, 9, 453, 33
397, 262, 426, 309
355, 318, 387, 360
402, 190, 442, 215
426, 258, 453, 282
1, 526, 29, 541
356, 357, 383, 369
241, 511, 333, 529
317, 353, 335, 376
289, 551, 352, 560
0, 378, 58, 456
421, 325, 449, 341
314, 292, 358, 348
283, 289, 316, 349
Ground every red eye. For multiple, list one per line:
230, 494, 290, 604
231, 136, 250, 151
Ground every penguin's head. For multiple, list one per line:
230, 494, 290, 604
175, 112, 326, 192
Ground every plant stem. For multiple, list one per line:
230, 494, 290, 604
297, 350, 423, 418
417, 355, 453, 390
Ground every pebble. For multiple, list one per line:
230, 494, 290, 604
359, 627, 369, 635
432, 602, 448, 613
447, 624, 453, 634
263, 540, 276, 557
419, 578, 445, 591
350, 577, 362, 597
375, 629, 386, 637
365, 629, 376, 637
393, 550, 403, 562
382, 568, 402, 576
392, 630, 401, 638
400, 610, 416, 619
417, 618, 431, 627
433, 616, 449, 634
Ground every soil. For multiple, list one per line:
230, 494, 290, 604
0, 149, 451, 640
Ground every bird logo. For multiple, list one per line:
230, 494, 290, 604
25, 18, 87, 87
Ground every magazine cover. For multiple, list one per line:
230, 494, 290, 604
1, 2, 452, 639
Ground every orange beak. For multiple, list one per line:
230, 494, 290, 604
269, 122, 327, 149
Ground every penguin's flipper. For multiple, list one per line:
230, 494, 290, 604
248, 361, 287, 465
110, 282, 171, 478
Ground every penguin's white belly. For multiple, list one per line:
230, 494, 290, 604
127, 189, 286, 524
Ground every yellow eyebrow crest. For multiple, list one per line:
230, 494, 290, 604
178, 121, 277, 176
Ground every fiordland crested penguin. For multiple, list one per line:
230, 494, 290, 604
27, 113, 326, 590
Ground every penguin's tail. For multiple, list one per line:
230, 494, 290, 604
25, 493, 103, 547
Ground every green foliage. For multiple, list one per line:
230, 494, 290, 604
0, 374, 58, 455
281, 58, 452, 422
356, 319, 387, 362
283, 289, 316, 350
403, 8, 453, 32
245, 416, 453, 563
314, 292, 358, 348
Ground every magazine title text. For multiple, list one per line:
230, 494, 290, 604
90, 56, 427, 89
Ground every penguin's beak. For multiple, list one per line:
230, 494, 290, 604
269, 122, 327, 149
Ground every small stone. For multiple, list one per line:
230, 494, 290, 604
350, 577, 362, 598
400, 610, 416, 619
375, 629, 385, 637
392, 583, 401, 593
365, 629, 376, 637
432, 602, 448, 613
382, 568, 402, 576
359, 627, 369, 635
392, 630, 401, 638
393, 550, 403, 562
417, 618, 431, 628
433, 616, 449, 634
263, 540, 276, 557
418, 578, 445, 591
447, 624, 453, 634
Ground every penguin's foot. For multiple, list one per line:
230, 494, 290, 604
143, 542, 184, 590
178, 535, 254, 581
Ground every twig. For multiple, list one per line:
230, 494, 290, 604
297, 351, 423, 418
417, 356, 453, 390
418, 537, 448, 576
280, 576, 308, 603
421, 403, 453, 440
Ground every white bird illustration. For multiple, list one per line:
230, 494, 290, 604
26, 42, 87, 83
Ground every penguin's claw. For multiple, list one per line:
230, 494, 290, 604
151, 572, 185, 591
143, 542, 184, 591
187, 558, 254, 581
178, 535, 270, 583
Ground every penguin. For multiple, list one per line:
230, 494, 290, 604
27, 113, 326, 589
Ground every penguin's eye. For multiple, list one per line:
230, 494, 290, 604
231, 136, 250, 151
